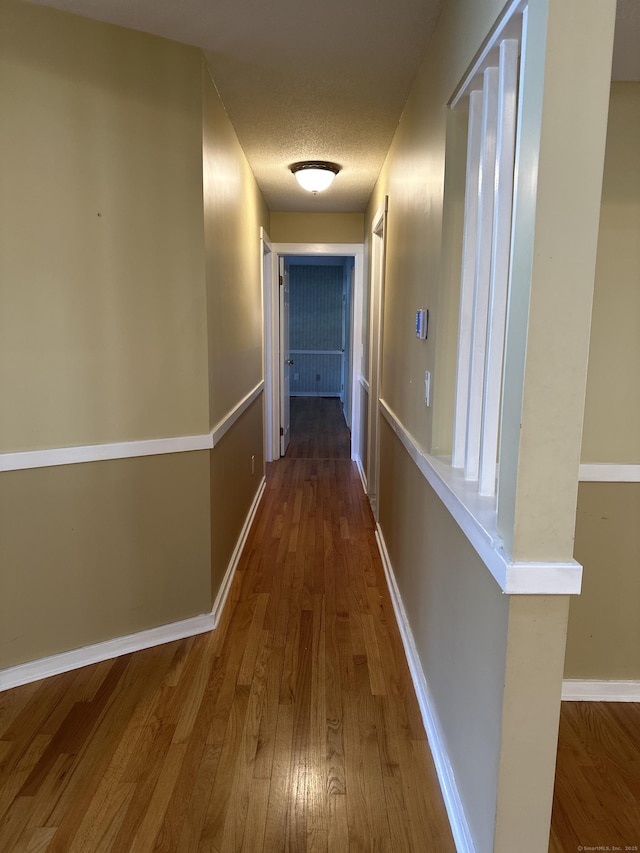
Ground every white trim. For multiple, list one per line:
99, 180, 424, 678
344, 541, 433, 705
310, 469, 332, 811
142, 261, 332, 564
210, 381, 264, 448
355, 456, 368, 494
270, 242, 364, 257
465, 66, 499, 484
367, 200, 388, 517
0, 434, 212, 473
0, 613, 215, 692
452, 89, 482, 470
350, 254, 365, 467
290, 392, 341, 398
211, 476, 266, 626
0, 382, 264, 472
375, 527, 476, 853
479, 39, 519, 497
578, 464, 640, 483
261, 227, 275, 462
358, 374, 370, 394
289, 349, 343, 355
562, 680, 640, 702
266, 243, 365, 465
379, 398, 582, 595
0, 475, 267, 692
449, 0, 526, 108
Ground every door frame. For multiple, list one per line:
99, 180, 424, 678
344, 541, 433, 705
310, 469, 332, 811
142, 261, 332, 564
261, 228, 274, 462
279, 256, 291, 456
264, 242, 364, 463
366, 200, 388, 518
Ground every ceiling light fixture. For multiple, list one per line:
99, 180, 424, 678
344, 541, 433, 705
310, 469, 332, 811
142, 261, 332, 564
290, 161, 340, 194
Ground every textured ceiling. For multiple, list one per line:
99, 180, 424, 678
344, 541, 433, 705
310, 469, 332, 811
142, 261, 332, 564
28, 0, 445, 212
28, 0, 639, 213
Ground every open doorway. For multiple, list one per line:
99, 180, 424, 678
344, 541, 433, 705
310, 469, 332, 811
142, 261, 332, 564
264, 241, 364, 467
281, 255, 352, 457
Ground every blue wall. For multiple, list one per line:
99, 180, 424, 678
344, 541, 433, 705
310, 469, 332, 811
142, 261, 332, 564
289, 263, 345, 396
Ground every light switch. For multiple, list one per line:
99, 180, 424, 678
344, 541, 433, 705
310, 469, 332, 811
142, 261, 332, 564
416, 308, 428, 340
424, 371, 431, 406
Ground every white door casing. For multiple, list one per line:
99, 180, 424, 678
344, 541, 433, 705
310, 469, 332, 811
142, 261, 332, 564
264, 242, 365, 467
279, 257, 291, 456
260, 228, 274, 462
366, 199, 388, 519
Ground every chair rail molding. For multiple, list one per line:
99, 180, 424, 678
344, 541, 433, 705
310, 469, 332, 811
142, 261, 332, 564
379, 398, 582, 595
578, 463, 640, 483
0, 381, 264, 472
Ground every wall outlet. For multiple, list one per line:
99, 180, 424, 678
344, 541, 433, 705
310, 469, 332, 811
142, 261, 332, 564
424, 371, 431, 406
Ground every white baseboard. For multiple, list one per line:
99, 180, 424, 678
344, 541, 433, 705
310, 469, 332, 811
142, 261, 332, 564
0, 475, 267, 694
562, 679, 640, 702
355, 456, 368, 494
374, 526, 476, 853
0, 613, 215, 692
211, 476, 266, 627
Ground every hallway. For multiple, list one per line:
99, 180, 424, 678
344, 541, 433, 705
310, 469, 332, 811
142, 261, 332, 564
285, 397, 351, 460
0, 399, 455, 851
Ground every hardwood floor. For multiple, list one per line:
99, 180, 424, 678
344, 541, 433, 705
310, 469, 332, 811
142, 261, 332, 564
0, 403, 454, 851
3, 398, 634, 852
285, 397, 351, 460
550, 700, 640, 852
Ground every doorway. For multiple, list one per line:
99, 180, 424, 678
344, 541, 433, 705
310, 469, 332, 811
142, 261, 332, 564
283, 255, 352, 456
264, 241, 365, 467
365, 201, 387, 518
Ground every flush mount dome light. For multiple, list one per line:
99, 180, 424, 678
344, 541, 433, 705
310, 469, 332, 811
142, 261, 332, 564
290, 161, 340, 193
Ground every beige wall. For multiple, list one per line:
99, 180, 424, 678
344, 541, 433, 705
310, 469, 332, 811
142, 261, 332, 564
566, 482, 640, 679
566, 85, 640, 681
581, 83, 640, 464
366, 0, 616, 849
497, 0, 615, 561
0, 452, 211, 669
0, 3, 271, 671
203, 64, 270, 429
379, 420, 509, 853
201, 64, 269, 606
365, 4, 510, 845
210, 396, 265, 594
269, 212, 364, 244
0, 0, 209, 452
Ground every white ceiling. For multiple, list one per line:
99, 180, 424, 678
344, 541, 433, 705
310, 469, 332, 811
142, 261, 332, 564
29, 0, 640, 213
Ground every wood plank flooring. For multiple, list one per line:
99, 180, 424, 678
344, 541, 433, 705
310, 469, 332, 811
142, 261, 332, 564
0, 408, 454, 851
550, 700, 640, 851
3, 398, 636, 852
285, 398, 351, 460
